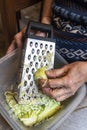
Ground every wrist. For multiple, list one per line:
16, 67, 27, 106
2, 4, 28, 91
80, 61, 87, 83
41, 17, 51, 24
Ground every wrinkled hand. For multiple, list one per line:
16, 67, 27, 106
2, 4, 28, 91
6, 27, 26, 54
6, 28, 46, 54
38, 61, 87, 101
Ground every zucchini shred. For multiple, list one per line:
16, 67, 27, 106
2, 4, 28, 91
5, 91, 61, 127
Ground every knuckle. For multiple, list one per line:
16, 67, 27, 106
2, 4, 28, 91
48, 79, 52, 87
65, 77, 75, 94
67, 77, 73, 88
50, 90, 56, 98
14, 32, 21, 40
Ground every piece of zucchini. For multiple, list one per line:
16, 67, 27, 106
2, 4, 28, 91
5, 67, 61, 126
5, 91, 60, 126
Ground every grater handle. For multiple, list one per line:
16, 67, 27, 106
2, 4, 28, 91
26, 21, 53, 39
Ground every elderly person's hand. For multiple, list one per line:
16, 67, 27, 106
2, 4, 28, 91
6, 27, 46, 54
38, 61, 87, 102
6, 27, 26, 54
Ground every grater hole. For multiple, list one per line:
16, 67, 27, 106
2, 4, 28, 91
27, 96, 31, 100
37, 49, 40, 55
28, 74, 31, 80
30, 61, 33, 67
26, 88, 29, 93
40, 62, 44, 67
28, 55, 31, 60
30, 81, 33, 86
33, 55, 37, 61
32, 68, 35, 74
50, 45, 53, 50
34, 96, 37, 99
32, 88, 36, 94
35, 42, 38, 48
40, 43, 43, 49
35, 62, 38, 68
44, 57, 46, 62
42, 50, 45, 55
45, 44, 48, 49
31, 48, 35, 54
26, 68, 29, 73
24, 81, 27, 86
47, 51, 49, 54
38, 56, 42, 61
46, 63, 48, 67
30, 41, 33, 47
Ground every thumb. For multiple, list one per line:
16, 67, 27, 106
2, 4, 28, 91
6, 40, 16, 54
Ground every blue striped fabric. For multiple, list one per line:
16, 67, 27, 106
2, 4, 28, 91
52, 0, 87, 25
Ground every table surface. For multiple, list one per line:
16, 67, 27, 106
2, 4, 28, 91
0, 88, 87, 130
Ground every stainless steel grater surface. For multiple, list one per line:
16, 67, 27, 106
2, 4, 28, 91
18, 21, 56, 104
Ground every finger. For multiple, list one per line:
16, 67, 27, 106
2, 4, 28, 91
46, 65, 69, 78
42, 88, 73, 102
14, 32, 24, 49
51, 87, 71, 99
38, 78, 62, 89
42, 87, 52, 97
38, 79, 48, 88
7, 27, 26, 54
6, 40, 16, 54
21, 27, 26, 34
15, 27, 26, 48
42, 87, 71, 99
56, 92, 73, 102
42, 76, 68, 89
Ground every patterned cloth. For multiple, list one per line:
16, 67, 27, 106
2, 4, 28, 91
52, 0, 87, 63
52, 0, 87, 26
54, 33, 87, 63
52, 17, 87, 36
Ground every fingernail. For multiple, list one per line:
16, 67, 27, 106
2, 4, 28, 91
42, 79, 48, 87
38, 79, 47, 88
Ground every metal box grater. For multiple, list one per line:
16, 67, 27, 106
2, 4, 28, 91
18, 21, 56, 104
